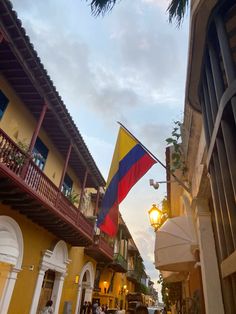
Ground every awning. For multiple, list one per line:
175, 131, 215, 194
161, 270, 188, 283
155, 216, 197, 272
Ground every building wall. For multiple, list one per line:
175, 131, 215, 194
188, 267, 205, 314
0, 74, 82, 203
0, 263, 10, 300
0, 204, 98, 314
0, 75, 36, 148
93, 270, 132, 310
59, 249, 96, 314
186, 1, 236, 312
0, 204, 59, 314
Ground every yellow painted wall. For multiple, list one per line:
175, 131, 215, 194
96, 271, 128, 309
0, 205, 97, 314
126, 280, 135, 294
0, 262, 11, 299
59, 249, 96, 314
0, 75, 82, 203
189, 267, 205, 314
0, 204, 59, 314
0, 74, 36, 147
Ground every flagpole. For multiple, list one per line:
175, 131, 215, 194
117, 121, 190, 193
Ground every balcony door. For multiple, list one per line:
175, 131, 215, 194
32, 137, 48, 171
61, 173, 73, 197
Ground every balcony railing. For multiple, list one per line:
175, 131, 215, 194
84, 235, 114, 262
126, 270, 139, 282
111, 253, 128, 272
0, 128, 94, 244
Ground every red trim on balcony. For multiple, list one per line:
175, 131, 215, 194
0, 128, 94, 246
85, 235, 114, 262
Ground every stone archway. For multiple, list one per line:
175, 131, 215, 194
0, 216, 24, 314
30, 240, 70, 314
75, 261, 95, 314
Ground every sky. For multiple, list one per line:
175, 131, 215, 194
11, 0, 189, 295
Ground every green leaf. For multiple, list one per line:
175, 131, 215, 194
166, 137, 174, 144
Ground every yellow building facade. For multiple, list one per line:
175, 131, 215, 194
0, 54, 102, 313
0, 1, 111, 313
0, 2, 154, 314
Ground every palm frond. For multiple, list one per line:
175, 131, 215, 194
167, 0, 189, 27
88, 0, 117, 16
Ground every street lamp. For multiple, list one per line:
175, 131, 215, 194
148, 204, 163, 231
119, 284, 128, 295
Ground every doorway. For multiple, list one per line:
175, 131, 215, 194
37, 270, 55, 313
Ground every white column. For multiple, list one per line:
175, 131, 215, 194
84, 286, 93, 302
30, 268, 46, 314
194, 198, 225, 314
0, 267, 20, 314
51, 273, 65, 314
75, 284, 83, 314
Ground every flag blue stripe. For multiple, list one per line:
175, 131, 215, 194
97, 144, 146, 226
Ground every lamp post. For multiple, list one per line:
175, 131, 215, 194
148, 204, 163, 231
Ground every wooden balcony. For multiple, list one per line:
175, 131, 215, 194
126, 270, 139, 283
109, 253, 128, 273
0, 128, 94, 246
84, 235, 114, 262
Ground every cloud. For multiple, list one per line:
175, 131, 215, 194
12, 0, 188, 126
11, 0, 188, 291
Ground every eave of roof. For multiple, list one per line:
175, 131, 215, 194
185, 0, 219, 112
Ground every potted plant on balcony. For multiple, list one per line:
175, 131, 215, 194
2, 139, 29, 170
66, 190, 79, 205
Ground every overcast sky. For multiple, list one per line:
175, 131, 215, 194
11, 0, 189, 294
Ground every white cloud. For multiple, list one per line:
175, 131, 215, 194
11, 0, 189, 289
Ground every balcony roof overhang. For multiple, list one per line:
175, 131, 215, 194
0, 147, 94, 247
155, 216, 197, 272
161, 270, 189, 283
0, 0, 105, 188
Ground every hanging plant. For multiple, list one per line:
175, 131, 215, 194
166, 120, 187, 176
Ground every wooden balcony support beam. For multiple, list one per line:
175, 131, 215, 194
94, 187, 100, 216
78, 169, 88, 214
28, 103, 48, 153
59, 142, 72, 191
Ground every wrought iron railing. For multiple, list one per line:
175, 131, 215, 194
126, 270, 139, 282
113, 252, 128, 270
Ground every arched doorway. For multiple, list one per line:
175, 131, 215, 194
75, 262, 95, 314
0, 216, 24, 314
30, 240, 70, 314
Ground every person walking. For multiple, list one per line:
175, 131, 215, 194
40, 300, 54, 314
87, 302, 93, 314
81, 301, 88, 314
96, 304, 102, 314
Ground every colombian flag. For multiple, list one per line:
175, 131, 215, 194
97, 126, 157, 236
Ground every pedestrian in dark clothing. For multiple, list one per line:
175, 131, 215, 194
87, 302, 93, 314
93, 301, 98, 314
81, 301, 88, 314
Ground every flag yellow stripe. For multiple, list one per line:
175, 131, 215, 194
107, 127, 138, 186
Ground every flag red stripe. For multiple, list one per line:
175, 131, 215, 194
99, 203, 118, 236
118, 153, 156, 203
